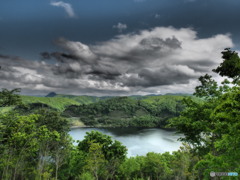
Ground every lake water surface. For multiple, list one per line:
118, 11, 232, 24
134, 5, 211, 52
69, 127, 183, 157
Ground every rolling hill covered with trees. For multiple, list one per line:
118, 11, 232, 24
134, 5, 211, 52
62, 95, 189, 128
13, 93, 192, 128
0, 88, 194, 128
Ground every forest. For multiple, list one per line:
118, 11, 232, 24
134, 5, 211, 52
62, 95, 189, 128
12, 92, 193, 128
0, 48, 239, 179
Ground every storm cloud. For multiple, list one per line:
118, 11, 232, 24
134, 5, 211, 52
0, 27, 233, 95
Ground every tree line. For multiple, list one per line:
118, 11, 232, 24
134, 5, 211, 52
62, 95, 187, 128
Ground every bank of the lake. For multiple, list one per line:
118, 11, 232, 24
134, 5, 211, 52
69, 127, 183, 157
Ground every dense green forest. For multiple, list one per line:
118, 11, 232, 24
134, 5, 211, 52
0, 48, 240, 179
62, 95, 189, 128
9, 92, 193, 128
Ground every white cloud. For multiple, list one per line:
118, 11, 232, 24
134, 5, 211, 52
0, 27, 235, 96
113, 23, 127, 33
50, 1, 75, 18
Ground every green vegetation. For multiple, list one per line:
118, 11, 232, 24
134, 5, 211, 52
63, 95, 188, 128
19, 92, 190, 128
0, 108, 71, 179
0, 88, 22, 107
118, 144, 196, 180
0, 48, 240, 179
56, 94, 101, 104
0, 106, 14, 113
169, 48, 240, 178
20, 94, 106, 112
21, 96, 80, 111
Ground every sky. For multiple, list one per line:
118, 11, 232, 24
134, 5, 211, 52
0, 0, 240, 96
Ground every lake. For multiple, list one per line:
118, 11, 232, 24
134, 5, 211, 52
69, 127, 183, 157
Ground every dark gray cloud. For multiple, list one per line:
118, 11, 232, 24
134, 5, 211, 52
0, 27, 234, 95
38, 28, 232, 91
121, 65, 197, 87
41, 52, 78, 62
89, 63, 122, 80
140, 36, 181, 50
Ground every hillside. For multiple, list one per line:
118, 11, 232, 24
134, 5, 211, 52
55, 94, 101, 104
21, 96, 80, 111
20, 94, 113, 111
62, 95, 193, 128
18, 93, 197, 127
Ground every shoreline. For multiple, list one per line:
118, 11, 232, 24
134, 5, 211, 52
70, 125, 176, 131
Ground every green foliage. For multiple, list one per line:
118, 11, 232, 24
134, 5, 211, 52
79, 172, 95, 180
0, 109, 71, 179
213, 48, 240, 81
36, 109, 70, 133
56, 94, 101, 104
78, 131, 127, 179
63, 95, 189, 128
78, 131, 127, 162
84, 142, 107, 179
0, 106, 13, 113
19, 94, 108, 112
0, 88, 22, 107
194, 74, 221, 99
14, 94, 191, 128
21, 95, 80, 111
169, 48, 240, 178
14, 102, 58, 115
118, 145, 196, 180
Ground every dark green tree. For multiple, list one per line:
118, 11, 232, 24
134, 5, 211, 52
78, 131, 127, 179
213, 48, 240, 83
169, 48, 240, 178
0, 88, 22, 107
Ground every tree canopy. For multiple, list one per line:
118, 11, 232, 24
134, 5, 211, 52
169, 48, 240, 178
0, 88, 22, 107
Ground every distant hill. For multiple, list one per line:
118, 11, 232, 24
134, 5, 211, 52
21, 96, 80, 111
56, 94, 102, 104
20, 94, 107, 111
20, 93, 196, 114
165, 93, 192, 96
62, 94, 197, 127
45, 92, 57, 97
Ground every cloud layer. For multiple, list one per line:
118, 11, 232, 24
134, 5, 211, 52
0, 27, 233, 95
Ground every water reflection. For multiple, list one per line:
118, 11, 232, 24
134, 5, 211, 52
69, 127, 183, 157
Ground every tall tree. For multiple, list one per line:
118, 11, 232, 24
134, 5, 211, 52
78, 131, 127, 179
169, 48, 240, 178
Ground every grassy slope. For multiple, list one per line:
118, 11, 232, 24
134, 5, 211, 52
21, 96, 80, 111
20, 94, 107, 111
56, 94, 101, 104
